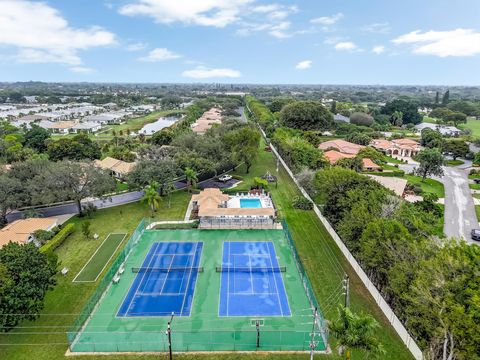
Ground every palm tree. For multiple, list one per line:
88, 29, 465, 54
142, 181, 161, 215
184, 167, 198, 193
329, 306, 384, 360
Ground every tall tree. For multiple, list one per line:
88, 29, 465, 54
444, 140, 469, 160
416, 148, 444, 181
280, 101, 334, 130
435, 91, 440, 104
35, 161, 116, 215
184, 167, 198, 192
329, 306, 384, 360
0, 243, 57, 329
381, 99, 422, 124
142, 181, 161, 215
24, 124, 51, 152
0, 175, 22, 226
224, 126, 261, 173
442, 90, 450, 105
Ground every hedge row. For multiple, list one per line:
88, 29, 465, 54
40, 223, 75, 253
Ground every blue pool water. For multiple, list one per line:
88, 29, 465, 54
239, 198, 262, 208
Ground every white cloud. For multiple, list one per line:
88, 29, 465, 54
139, 48, 182, 62
70, 66, 94, 73
0, 0, 116, 67
311, 13, 343, 25
361, 22, 390, 34
126, 42, 148, 51
372, 45, 385, 54
296, 60, 312, 70
119, 0, 253, 28
182, 67, 241, 79
334, 41, 357, 50
392, 28, 480, 57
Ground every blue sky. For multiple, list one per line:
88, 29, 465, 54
0, 0, 479, 85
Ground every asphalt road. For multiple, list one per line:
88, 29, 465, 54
6, 190, 145, 222
443, 166, 478, 243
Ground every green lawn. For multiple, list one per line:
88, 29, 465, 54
476, 206, 480, 221
72, 233, 127, 282
405, 174, 445, 198
0, 147, 412, 359
384, 156, 403, 164
446, 159, 465, 166
459, 117, 480, 137
422, 116, 439, 124
469, 183, 480, 190
116, 180, 129, 192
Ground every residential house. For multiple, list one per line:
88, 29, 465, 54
367, 175, 407, 197
414, 122, 462, 137
323, 149, 380, 171
47, 121, 76, 134
318, 139, 364, 155
191, 107, 223, 134
0, 217, 59, 248
334, 114, 350, 123
71, 122, 102, 134
94, 157, 136, 179
370, 138, 422, 157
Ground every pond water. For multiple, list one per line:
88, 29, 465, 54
138, 115, 182, 135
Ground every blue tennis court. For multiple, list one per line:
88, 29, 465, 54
117, 241, 203, 317
219, 241, 291, 317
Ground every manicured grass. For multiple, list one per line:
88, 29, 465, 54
230, 143, 412, 359
72, 233, 127, 282
472, 193, 480, 199
384, 156, 403, 164
116, 180, 129, 192
476, 206, 480, 221
459, 117, 480, 137
405, 174, 445, 198
469, 183, 480, 190
446, 159, 465, 166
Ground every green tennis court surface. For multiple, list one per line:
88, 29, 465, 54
73, 233, 127, 282
68, 225, 327, 352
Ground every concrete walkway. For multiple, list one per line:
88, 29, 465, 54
443, 166, 478, 243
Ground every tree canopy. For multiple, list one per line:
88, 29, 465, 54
280, 101, 334, 130
381, 99, 422, 125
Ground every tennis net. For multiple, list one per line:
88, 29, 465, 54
132, 266, 204, 273
216, 266, 286, 273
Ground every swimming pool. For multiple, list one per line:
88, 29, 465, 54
239, 198, 262, 208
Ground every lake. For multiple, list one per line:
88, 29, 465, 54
138, 115, 183, 135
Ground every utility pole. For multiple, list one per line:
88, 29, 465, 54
166, 313, 175, 360
309, 307, 318, 360
343, 274, 350, 308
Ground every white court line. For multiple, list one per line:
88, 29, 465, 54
185, 242, 203, 317
178, 242, 198, 315
72, 233, 127, 283
124, 243, 160, 315
227, 242, 231, 316
159, 254, 175, 295
248, 254, 254, 295
267, 242, 284, 316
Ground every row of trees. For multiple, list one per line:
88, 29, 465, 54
313, 167, 479, 359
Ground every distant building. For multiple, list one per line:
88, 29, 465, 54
191, 107, 223, 134
414, 122, 461, 137
334, 114, 350, 123
0, 217, 59, 248
46, 121, 76, 134
71, 122, 102, 133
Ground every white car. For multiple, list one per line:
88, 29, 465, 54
218, 174, 232, 182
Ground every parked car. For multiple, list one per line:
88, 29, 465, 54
471, 229, 480, 241
218, 174, 232, 182
473, 178, 480, 184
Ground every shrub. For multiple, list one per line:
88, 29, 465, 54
292, 196, 314, 210
40, 223, 75, 253
33, 229, 54, 245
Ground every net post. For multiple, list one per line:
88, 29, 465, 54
256, 320, 260, 349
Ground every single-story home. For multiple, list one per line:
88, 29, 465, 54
191, 188, 275, 229
318, 139, 365, 155
71, 122, 102, 133
191, 107, 223, 134
323, 150, 380, 171
370, 138, 422, 158
414, 122, 462, 137
0, 217, 59, 248
94, 157, 136, 179
46, 121, 76, 134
